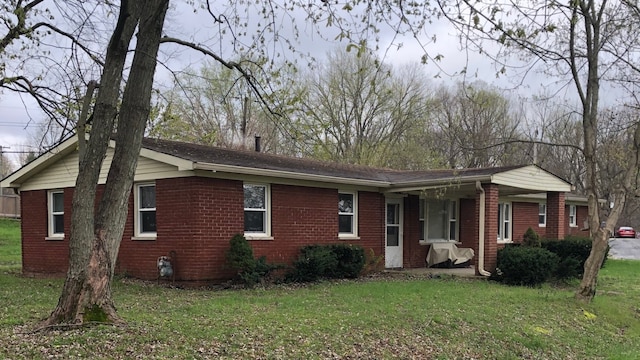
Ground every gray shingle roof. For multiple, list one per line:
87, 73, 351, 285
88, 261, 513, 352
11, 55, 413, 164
141, 137, 530, 185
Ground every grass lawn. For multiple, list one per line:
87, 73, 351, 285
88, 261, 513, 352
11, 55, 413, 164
1, 218, 639, 359
0, 218, 20, 271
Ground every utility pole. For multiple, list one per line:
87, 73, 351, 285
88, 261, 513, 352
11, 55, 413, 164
0, 145, 10, 216
0, 145, 5, 216
532, 129, 539, 165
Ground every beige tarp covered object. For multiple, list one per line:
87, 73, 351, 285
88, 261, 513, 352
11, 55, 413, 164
426, 242, 474, 267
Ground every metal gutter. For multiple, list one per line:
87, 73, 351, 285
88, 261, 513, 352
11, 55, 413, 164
193, 162, 391, 188
386, 178, 488, 193
389, 174, 493, 190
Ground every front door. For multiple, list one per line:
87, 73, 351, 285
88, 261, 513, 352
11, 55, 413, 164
385, 198, 403, 268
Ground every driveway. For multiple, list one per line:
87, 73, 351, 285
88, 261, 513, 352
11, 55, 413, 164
608, 238, 640, 260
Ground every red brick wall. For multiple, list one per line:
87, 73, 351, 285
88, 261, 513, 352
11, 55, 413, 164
21, 178, 386, 282
483, 184, 499, 272
403, 195, 425, 268
20, 189, 69, 276
357, 191, 385, 259
565, 204, 590, 237
546, 192, 565, 239
470, 195, 480, 272
253, 184, 337, 265
116, 177, 245, 281
512, 202, 542, 241
19, 177, 589, 281
458, 198, 476, 256
469, 184, 499, 274
251, 186, 384, 269
512, 201, 589, 241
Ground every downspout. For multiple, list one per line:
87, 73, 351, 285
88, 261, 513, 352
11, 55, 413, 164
476, 181, 491, 276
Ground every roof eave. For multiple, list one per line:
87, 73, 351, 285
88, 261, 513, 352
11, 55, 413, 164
492, 178, 572, 193
387, 165, 573, 194
139, 147, 194, 171
388, 174, 493, 193
512, 193, 596, 205
193, 162, 390, 187
0, 135, 79, 189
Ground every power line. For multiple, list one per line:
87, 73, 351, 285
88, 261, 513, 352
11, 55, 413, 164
0, 122, 32, 126
0, 104, 32, 109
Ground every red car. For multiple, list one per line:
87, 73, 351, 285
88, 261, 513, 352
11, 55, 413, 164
615, 226, 636, 238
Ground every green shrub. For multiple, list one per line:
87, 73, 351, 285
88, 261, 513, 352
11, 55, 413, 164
287, 244, 366, 282
564, 235, 610, 267
542, 237, 591, 262
493, 245, 559, 286
522, 227, 541, 247
554, 256, 582, 279
239, 256, 282, 286
227, 234, 255, 271
329, 243, 366, 278
288, 245, 338, 282
541, 236, 609, 280
226, 234, 281, 286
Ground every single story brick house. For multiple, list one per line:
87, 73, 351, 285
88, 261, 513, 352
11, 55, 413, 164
0, 135, 589, 282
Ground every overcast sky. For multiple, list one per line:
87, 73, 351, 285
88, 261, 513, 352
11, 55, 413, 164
0, 1, 602, 170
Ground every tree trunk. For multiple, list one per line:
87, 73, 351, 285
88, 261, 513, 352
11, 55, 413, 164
576, 228, 608, 301
44, 231, 120, 325
573, 0, 605, 303
42, 0, 168, 326
577, 100, 640, 301
98, 0, 169, 269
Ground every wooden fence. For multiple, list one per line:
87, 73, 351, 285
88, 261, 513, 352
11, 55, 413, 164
0, 194, 20, 218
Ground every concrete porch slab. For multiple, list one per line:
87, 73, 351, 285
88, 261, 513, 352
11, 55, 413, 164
384, 266, 485, 279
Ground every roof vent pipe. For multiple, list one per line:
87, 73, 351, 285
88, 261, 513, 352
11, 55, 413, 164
255, 136, 261, 152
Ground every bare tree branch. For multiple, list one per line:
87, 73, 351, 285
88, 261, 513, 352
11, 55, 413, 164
159, 36, 284, 119
31, 22, 105, 66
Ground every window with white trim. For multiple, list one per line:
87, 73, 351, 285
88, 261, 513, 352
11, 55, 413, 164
338, 191, 358, 237
497, 202, 511, 242
135, 183, 157, 237
539, 203, 547, 226
449, 200, 457, 241
244, 183, 270, 237
48, 190, 64, 237
419, 198, 457, 242
569, 205, 577, 227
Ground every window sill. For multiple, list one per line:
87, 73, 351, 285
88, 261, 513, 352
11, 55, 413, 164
45, 236, 65, 241
419, 240, 461, 245
538, 225, 546, 228
497, 240, 513, 244
338, 235, 361, 240
569, 225, 578, 228
131, 236, 157, 241
245, 235, 274, 241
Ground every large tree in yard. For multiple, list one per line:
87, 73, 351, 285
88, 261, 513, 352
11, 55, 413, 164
1, 0, 446, 326
438, 0, 640, 301
46, 0, 169, 325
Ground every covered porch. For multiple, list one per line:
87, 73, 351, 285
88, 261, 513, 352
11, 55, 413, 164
383, 165, 574, 276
